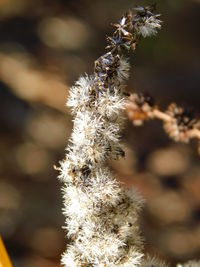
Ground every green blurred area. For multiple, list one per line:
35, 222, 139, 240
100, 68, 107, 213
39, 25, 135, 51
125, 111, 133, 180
0, 0, 200, 266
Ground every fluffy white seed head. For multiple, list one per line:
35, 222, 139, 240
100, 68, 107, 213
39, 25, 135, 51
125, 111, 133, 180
118, 247, 143, 267
141, 255, 169, 267
61, 246, 81, 267
117, 57, 130, 84
138, 15, 162, 38
87, 167, 122, 206
97, 89, 125, 118
67, 75, 95, 113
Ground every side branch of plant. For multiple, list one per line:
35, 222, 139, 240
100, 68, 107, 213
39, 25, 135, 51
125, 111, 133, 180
126, 93, 200, 153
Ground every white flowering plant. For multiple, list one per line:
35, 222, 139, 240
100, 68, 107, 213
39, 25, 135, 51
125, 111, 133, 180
58, 4, 199, 267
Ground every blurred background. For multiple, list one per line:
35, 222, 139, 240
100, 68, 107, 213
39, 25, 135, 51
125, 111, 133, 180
0, 0, 200, 266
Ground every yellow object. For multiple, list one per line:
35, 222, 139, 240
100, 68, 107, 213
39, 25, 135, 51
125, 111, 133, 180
0, 237, 12, 267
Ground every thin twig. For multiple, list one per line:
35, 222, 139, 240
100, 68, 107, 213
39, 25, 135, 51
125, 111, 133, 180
126, 93, 200, 152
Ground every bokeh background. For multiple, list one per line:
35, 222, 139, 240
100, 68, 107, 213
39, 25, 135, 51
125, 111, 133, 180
0, 0, 200, 266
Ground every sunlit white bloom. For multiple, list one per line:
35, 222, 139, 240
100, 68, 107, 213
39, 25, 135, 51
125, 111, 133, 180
67, 75, 95, 113
119, 248, 144, 267
61, 246, 81, 267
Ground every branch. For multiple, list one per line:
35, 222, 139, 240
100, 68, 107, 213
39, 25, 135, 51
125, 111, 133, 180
126, 93, 200, 153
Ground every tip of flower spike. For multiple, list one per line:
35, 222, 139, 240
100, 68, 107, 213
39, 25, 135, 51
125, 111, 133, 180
134, 3, 157, 14
133, 4, 162, 38
106, 4, 162, 56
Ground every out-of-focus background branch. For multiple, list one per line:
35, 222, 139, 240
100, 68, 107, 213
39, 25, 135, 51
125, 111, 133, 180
0, 0, 200, 266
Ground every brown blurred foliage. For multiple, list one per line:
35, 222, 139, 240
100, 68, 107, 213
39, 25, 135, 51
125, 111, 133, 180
0, 0, 200, 266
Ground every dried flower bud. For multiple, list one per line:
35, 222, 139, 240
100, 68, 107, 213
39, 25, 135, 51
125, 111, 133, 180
164, 103, 197, 143
127, 93, 154, 126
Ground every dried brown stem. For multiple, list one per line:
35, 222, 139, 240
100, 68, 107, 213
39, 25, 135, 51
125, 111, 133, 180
152, 109, 172, 122
126, 93, 200, 153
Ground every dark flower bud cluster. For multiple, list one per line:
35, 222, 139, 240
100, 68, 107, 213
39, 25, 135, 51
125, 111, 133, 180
94, 4, 161, 88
